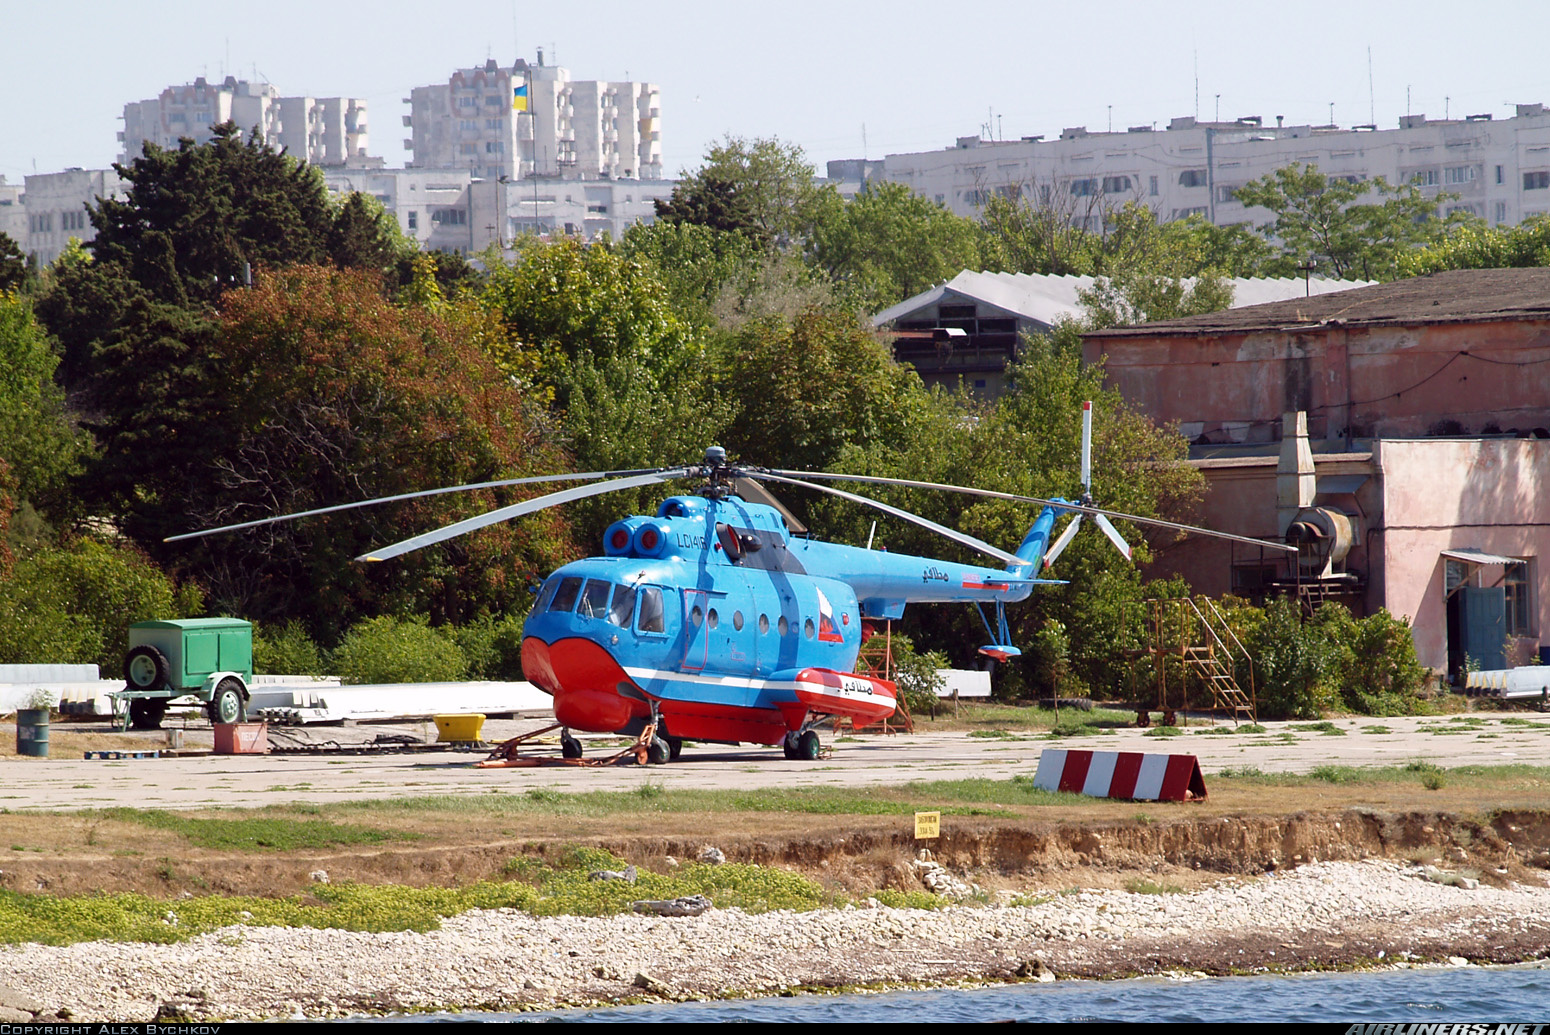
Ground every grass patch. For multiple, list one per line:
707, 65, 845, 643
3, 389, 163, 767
0, 845, 847, 946
1125, 878, 1183, 895
1143, 726, 1184, 738
92, 807, 411, 852
1234, 724, 1267, 734
1291, 722, 1346, 736
1309, 765, 1364, 784
1361, 725, 1392, 734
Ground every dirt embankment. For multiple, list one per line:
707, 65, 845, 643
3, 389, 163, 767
5, 808, 1549, 900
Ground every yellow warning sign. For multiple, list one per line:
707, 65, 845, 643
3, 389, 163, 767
914, 811, 940, 839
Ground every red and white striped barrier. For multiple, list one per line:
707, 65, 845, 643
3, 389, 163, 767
1032, 749, 1207, 802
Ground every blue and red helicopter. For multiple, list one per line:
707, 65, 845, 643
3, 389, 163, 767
172, 403, 1291, 763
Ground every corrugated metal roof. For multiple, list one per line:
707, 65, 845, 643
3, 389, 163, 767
1441, 547, 1524, 566
872, 271, 1372, 330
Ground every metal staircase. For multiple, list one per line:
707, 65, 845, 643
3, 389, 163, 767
1142, 597, 1257, 725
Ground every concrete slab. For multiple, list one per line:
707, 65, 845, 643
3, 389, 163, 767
1, 712, 1547, 812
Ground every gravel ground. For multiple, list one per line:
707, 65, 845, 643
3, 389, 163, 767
3, 858, 1549, 1021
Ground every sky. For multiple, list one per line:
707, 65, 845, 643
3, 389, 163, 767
4, 0, 1549, 184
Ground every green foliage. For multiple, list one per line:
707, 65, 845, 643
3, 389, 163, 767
665, 136, 824, 247
450, 611, 529, 680
618, 220, 762, 326
807, 181, 984, 310
252, 620, 325, 677
331, 615, 467, 685
0, 294, 91, 513
184, 265, 569, 636
1232, 162, 1472, 281
1245, 598, 1429, 719
96, 807, 407, 851
0, 537, 202, 669
1399, 214, 1550, 275
865, 632, 947, 716
0, 233, 27, 294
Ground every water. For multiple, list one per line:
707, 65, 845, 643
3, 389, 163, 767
371, 964, 1550, 1023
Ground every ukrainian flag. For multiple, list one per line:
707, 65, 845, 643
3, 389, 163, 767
512, 82, 528, 112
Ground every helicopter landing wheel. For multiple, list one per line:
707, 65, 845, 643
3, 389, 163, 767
1162, 709, 1178, 727
646, 735, 671, 765
795, 730, 821, 761
781, 731, 799, 759
1136, 709, 1151, 729
560, 730, 583, 759
665, 735, 683, 761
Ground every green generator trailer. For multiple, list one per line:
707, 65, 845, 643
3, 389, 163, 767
119, 618, 253, 729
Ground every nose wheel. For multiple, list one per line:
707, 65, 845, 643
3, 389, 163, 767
782, 729, 821, 760
560, 729, 583, 759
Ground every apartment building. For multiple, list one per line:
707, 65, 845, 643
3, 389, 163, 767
881, 103, 1550, 230
21, 168, 125, 266
0, 176, 24, 248
121, 76, 372, 167
406, 53, 662, 182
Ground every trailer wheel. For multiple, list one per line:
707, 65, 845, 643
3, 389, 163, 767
128, 698, 167, 730
209, 679, 247, 725
124, 646, 170, 691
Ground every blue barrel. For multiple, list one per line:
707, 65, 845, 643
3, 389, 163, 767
16, 708, 49, 758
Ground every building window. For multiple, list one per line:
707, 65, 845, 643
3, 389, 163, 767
1069, 178, 1098, 197
431, 208, 467, 225
1525, 172, 1550, 190
407, 211, 418, 231
1149, 175, 1159, 196
1497, 165, 1505, 185
1505, 561, 1534, 636
1415, 169, 1440, 187
1217, 185, 1238, 203
1496, 201, 1508, 223
1178, 169, 1208, 188
1101, 175, 1132, 194
1445, 165, 1477, 185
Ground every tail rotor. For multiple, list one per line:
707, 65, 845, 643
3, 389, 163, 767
1042, 401, 1132, 570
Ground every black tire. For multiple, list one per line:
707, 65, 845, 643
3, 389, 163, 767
128, 698, 167, 731
646, 735, 671, 765
561, 732, 583, 759
782, 732, 799, 760
124, 646, 170, 691
209, 678, 247, 725
666, 736, 683, 762
797, 730, 821, 761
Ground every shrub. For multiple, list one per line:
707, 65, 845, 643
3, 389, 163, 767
331, 615, 467, 685
0, 537, 202, 669
451, 611, 528, 680
1247, 597, 1341, 719
253, 620, 326, 677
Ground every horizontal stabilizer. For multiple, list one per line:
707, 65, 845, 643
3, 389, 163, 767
978, 644, 1022, 661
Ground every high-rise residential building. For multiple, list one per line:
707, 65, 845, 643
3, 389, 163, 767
877, 103, 1550, 231
21, 168, 125, 266
120, 76, 372, 167
406, 53, 662, 182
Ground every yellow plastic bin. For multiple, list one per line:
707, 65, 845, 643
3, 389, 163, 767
434, 713, 486, 744
213, 722, 268, 755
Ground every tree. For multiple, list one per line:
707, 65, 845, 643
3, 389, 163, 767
1233, 162, 1470, 280
327, 191, 413, 278
1398, 214, 1550, 276
978, 191, 1100, 276
0, 294, 92, 514
807, 181, 984, 310
184, 265, 573, 637
619, 219, 762, 326
0, 232, 26, 294
667, 136, 823, 248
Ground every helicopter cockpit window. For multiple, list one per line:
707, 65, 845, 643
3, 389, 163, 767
608, 585, 636, 628
637, 587, 665, 634
579, 580, 611, 619
549, 576, 583, 613
534, 577, 561, 614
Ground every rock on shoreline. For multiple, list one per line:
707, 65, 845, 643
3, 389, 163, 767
3, 859, 1550, 1021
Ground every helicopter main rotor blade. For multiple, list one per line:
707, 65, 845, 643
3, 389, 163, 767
358, 470, 688, 562
164, 467, 672, 544
749, 472, 1026, 568
764, 469, 1298, 555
